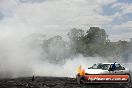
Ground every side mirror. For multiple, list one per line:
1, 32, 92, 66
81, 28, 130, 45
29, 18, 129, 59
122, 67, 125, 70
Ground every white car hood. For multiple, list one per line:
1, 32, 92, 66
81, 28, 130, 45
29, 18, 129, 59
84, 69, 130, 74
85, 69, 107, 74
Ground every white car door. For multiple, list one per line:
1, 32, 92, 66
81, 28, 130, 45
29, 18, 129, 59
110, 64, 125, 74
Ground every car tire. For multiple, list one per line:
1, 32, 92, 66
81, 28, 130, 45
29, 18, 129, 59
77, 76, 86, 84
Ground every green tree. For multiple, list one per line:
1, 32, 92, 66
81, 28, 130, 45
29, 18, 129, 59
82, 27, 107, 56
68, 28, 85, 54
84, 27, 107, 44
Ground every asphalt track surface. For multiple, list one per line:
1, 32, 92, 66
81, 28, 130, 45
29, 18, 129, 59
0, 77, 131, 88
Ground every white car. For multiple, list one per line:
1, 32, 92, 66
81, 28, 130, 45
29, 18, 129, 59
76, 63, 131, 84
86, 63, 130, 74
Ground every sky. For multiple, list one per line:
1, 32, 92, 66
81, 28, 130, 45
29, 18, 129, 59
0, 0, 132, 41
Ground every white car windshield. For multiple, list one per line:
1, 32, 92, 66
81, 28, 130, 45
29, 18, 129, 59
91, 64, 110, 70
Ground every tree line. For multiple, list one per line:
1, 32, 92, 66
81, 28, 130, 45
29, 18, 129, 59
41, 27, 132, 63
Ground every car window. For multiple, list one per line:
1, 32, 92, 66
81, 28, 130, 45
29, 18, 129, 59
91, 64, 110, 70
97, 64, 110, 70
115, 64, 124, 70
111, 64, 124, 70
92, 64, 98, 69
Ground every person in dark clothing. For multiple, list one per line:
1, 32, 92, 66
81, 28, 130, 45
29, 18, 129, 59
111, 62, 116, 71
32, 75, 35, 81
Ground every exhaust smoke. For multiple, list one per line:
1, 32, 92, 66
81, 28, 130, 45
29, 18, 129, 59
0, 34, 107, 78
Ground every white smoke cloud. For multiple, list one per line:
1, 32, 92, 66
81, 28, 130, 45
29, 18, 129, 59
32, 55, 108, 77
0, 0, 131, 78
0, 34, 109, 78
